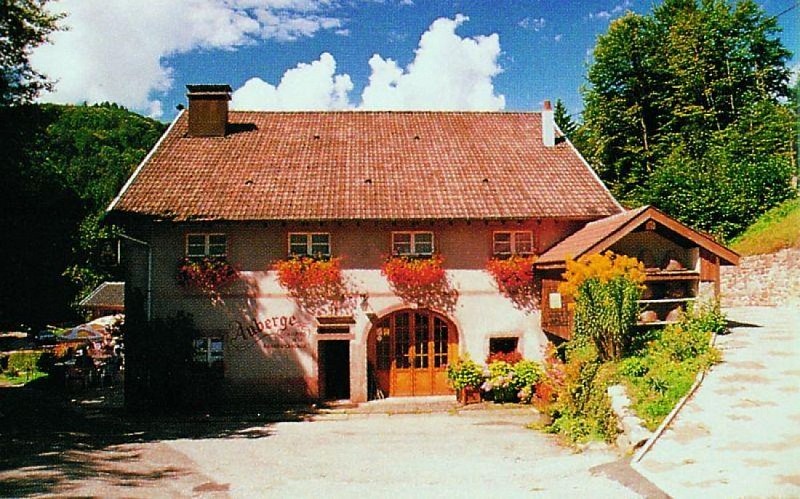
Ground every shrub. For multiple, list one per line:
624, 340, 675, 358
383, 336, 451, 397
482, 360, 518, 402
543, 344, 618, 443
446, 356, 485, 390
572, 276, 642, 362
5, 350, 50, 382
514, 360, 544, 403
559, 251, 645, 299
618, 306, 724, 429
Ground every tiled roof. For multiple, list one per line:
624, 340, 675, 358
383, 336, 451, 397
79, 282, 125, 308
109, 111, 621, 221
536, 206, 739, 266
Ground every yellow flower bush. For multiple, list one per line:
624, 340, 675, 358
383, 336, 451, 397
559, 251, 646, 298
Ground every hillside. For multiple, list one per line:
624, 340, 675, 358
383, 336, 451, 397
0, 104, 165, 329
730, 197, 800, 256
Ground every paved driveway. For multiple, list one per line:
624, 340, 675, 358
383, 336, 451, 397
634, 306, 800, 497
167, 408, 639, 498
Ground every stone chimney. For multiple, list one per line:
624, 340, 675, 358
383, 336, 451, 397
542, 99, 555, 147
186, 84, 232, 137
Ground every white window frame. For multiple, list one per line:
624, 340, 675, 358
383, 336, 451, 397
391, 231, 435, 257
492, 231, 534, 257
288, 232, 331, 258
186, 233, 227, 258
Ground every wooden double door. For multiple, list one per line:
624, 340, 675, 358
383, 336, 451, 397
368, 309, 458, 398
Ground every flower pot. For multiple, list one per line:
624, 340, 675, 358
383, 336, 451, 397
457, 386, 482, 405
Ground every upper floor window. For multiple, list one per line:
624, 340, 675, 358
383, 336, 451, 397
186, 234, 227, 258
493, 231, 533, 258
392, 231, 434, 257
289, 232, 330, 258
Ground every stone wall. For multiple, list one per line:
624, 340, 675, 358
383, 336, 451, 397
721, 248, 800, 307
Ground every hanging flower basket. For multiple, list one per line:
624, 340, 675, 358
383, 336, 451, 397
380, 254, 457, 311
486, 255, 537, 310
273, 256, 350, 314
381, 254, 446, 288
177, 257, 238, 295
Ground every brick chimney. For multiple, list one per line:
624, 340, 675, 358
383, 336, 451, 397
186, 84, 232, 137
541, 100, 555, 147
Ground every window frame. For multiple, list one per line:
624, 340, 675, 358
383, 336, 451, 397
287, 232, 331, 259
193, 336, 224, 368
185, 233, 227, 258
492, 230, 534, 258
391, 231, 435, 257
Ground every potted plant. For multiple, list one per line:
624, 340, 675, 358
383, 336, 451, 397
446, 355, 485, 404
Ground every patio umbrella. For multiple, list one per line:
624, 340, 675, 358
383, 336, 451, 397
61, 324, 106, 341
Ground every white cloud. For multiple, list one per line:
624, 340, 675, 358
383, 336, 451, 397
231, 15, 505, 111
554, 34, 563, 42
360, 15, 505, 110
231, 53, 353, 110
518, 17, 546, 31
31, 0, 342, 117
589, 1, 632, 21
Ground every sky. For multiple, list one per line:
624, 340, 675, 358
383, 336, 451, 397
30, 0, 799, 122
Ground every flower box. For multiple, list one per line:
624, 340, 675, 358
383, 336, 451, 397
176, 257, 238, 295
457, 386, 482, 405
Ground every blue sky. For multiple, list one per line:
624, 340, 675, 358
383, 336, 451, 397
31, 0, 798, 122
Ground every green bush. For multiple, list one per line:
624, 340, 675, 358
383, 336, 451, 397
573, 276, 642, 361
446, 356, 485, 390
7, 351, 43, 377
543, 344, 619, 443
513, 360, 544, 403
619, 306, 724, 429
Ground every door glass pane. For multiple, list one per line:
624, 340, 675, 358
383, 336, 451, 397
433, 318, 449, 367
394, 313, 411, 368
376, 320, 391, 370
414, 313, 429, 369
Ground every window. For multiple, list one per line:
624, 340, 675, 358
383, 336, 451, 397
186, 234, 227, 258
489, 337, 519, 355
493, 231, 533, 257
289, 233, 330, 258
392, 231, 434, 257
193, 337, 224, 368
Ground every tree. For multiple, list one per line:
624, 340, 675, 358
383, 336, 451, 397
0, 103, 164, 329
0, 0, 63, 105
581, 0, 795, 238
553, 99, 578, 138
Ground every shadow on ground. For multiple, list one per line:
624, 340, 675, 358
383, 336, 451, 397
0, 379, 316, 496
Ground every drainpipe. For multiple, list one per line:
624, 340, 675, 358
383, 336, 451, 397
118, 233, 152, 321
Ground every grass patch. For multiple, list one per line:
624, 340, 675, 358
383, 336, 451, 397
731, 197, 800, 255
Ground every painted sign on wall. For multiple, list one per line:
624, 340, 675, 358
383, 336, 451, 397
230, 315, 311, 349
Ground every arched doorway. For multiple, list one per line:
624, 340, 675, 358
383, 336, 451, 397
367, 309, 458, 398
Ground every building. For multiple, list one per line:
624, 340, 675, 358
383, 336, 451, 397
107, 85, 737, 404
79, 281, 125, 320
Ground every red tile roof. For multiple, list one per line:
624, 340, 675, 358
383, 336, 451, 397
536, 206, 739, 266
109, 111, 622, 221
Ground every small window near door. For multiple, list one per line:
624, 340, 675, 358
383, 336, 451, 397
489, 337, 518, 354
193, 337, 224, 369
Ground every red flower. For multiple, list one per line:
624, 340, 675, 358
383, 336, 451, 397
177, 257, 238, 295
486, 350, 523, 365
381, 254, 446, 288
486, 255, 537, 295
273, 256, 343, 291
